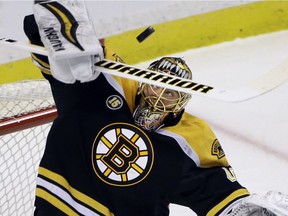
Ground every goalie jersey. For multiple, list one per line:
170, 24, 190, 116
24, 14, 250, 216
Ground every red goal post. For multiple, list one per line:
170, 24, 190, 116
0, 80, 56, 216
0, 106, 56, 136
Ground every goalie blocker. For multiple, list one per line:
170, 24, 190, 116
32, 0, 104, 83
33, 0, 103, 59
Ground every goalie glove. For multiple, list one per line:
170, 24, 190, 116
33, 0, 103, 83
227, 191, 288, 216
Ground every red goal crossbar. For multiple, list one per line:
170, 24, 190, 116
0, 106, 57, 136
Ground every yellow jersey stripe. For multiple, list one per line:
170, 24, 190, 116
38, 167, 112, 216
31, 53, 50, 69
207, 188, 250, 216
36, 187, 79, 216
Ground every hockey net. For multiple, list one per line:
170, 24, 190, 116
0, 80, 56, 216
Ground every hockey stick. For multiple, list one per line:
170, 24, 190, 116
1, 36, 288, 102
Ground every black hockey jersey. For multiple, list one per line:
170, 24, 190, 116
24, 15, 250, 216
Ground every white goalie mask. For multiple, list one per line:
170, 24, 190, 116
133, 57, 193, 132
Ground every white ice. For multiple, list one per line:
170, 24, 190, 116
138, 30, 288, 216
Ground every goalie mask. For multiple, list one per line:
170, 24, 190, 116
133, 57, 192, 132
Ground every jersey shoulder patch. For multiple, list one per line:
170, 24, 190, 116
165, 112, 229, 167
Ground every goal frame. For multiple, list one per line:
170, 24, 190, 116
0, 106, 57, 136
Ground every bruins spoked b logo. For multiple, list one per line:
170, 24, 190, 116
91, 123, 154, 186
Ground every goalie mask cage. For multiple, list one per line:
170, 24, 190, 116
0, 80, 56, 216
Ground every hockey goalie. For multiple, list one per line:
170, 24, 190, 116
23, 0, 288, 215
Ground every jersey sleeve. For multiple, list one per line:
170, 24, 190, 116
23, 14, 53, 80
166, 112, 229, 167
165, 112, 250, 215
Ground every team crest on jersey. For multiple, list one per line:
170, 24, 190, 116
91, 123, 154, 186
211, 139, 225, 159
106, 95, 123, 110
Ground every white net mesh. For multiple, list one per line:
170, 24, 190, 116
0, 80, 53, 118
0, 80, 55, 216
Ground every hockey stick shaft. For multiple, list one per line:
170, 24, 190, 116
1, 36, 288, 102
0, 36, 215, 97
0, 37, 48, 56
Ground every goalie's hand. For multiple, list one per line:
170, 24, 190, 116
228, 191, 288, 216
33, 0, 104, 83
